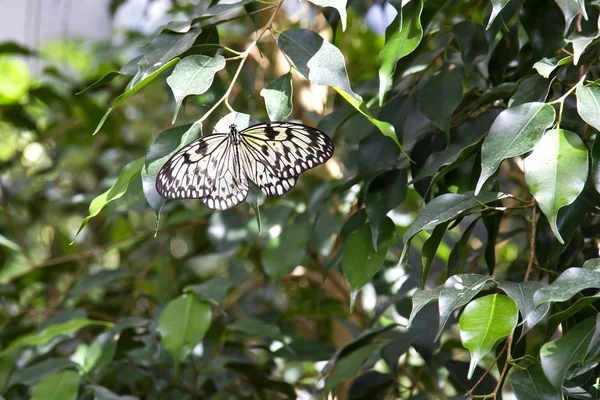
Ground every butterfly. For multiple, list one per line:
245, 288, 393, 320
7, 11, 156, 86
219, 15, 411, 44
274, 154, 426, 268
156, 122, 334, 210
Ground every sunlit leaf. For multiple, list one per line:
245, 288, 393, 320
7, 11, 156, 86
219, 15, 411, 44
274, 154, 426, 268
486, 0, 511, 29
524, 129, 588, 243
166, 55, 225, 123
157, 293, 212, 363
260, 71, 293, 121
533, 56, 572, 78
533, 267, 600, 307
308, 0, 348, 31
378, 0, 423, 105
31, 370, 79, 400
475, 102, 555, 195
566, 32, 598, 65
73, 157, 145, 241
459, 294, 518, 379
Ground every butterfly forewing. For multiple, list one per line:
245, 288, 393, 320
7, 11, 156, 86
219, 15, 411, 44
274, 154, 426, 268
240, 123, 334, 179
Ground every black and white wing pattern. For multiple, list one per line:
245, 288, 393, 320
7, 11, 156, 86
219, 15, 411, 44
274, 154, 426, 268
156, 134, 249, 210
156, 121, 334, 209
239, 122, 334, 179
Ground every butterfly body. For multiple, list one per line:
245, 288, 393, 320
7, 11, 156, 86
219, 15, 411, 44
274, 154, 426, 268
156, 122, 334, 210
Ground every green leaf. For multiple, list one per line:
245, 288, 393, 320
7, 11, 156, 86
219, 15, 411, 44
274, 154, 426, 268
593, 135, 600, 194
342, 218, 395, 296
583, 258, 600, 271
419, 67, 463, 133
447, 217, 480, 276
413, 109, 500, 183
142, 122, 202, 214
399, 192, 508, 266
576, 82, 600, 132
8, 359, 77, 387
566, 32, 599, 65
524, 129, 589, 243
509, 75, 553, 108
73, 157, 145, 241
486, 0, 511, 29
378, 0, 423, 105
459, 294, 518, 379
453, 20, 488, 73
335, 87, 405, 152
358, 134, 400, 180
0, 41, 37, 56
540, 317, 596, 389
498, 281, 550, 340
1, 319, 111, 356
77, 70, 129, 95
157, 293, 212, 363
184, 276, 231, 306
262, 218, 310, 280
408, 286, 442, 326
554, 0, 584, 34
166, 55, 226, 123
278, 28, 359, 100
307, 0, 348, 31
420, 222, 450, 288
438, 274, 495, 341
546, 295, 600, 339
70, 331, 116, 374
475, 102, 556, 195
31, 370, 80, 400
365, 169, 407, 249
323, 344, 381, 394
533, 56, 573, 78
93, 58, 180, 134
227, 317, 282, 339
533, 267, 600, 307
510, 363, 561, 399
67, 270, 123, 299
260, 72, 293, 121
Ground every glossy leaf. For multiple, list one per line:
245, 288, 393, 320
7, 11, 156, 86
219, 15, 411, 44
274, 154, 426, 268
1, 319, 111, 356
546, 295, 600, 338
593, 135, 600, 193
408, 286, 443, 326
400, 192, 508, 265
459, 294, 518, 379
420, 222, 449, 288
509, 75, 552, 107
31, 370, 80, 400
533, 56, 572, 78
71, 331, 116, 374
73, 157, 145, 240
8, 359, 77, 387
486, 0, 511, 29
323, 344, 381, 394
475, 102, 555, 195
566, 33, 598, 65
308, 0, 348, 31
142, 122, 202, 214
378, 0, 423, 105
541, 317, 596, 389
157, 293, 212, 362
510, 364, 561, 400
228, 317, 282, 338
278, 28, 359, 100
437, 274, 495, 341
447, 218, 480, 276
524, 129, 588, 243
93, 58, 180, 134
576, 83, 600, 132
260, 72, 293, 121
184, 277, 231, 306
166, 55, 226, 123
498, 281, 550, 340
453, 20, 488, 73
533, 267, 600, 307
419, 67, 463, 133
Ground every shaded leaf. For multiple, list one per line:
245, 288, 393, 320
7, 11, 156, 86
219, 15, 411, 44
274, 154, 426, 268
419, 67, 463, 133
540, 317, 596, 389
408, 286, 443, 326
262, 218, 310, 280
308, 0, 348, 31
420, 222, 450, 288
453, 20, 488, 73
509, 75, 553, 107
533, 267, 600, 307
31, 370, 79, 400
486, 0, 512, 29
227, 317, 281, 339
324, 344, 381, 394
499, 281, 550, 340
510, 363, 561, 399
524, 129, 589, 243
566, 33, 598, 65
8, 359, 77, 387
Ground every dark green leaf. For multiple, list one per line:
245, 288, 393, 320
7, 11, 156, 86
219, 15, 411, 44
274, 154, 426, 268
533, 267, 600, 307
499, 281, 550, 340
509, 75, 553, 107
408, 286, 442, 326
447, 218, 480, 276
184, 277, 231, 306
307, 0, 348, 31
262, 218, 310, 280
453, 21, 488, 73
260, 72, 293, 121
419, 67, 463, 133
31, 370, 80, 400
420, 222, 450, 288
510, 364, 561, 400
486, 0, 512, 29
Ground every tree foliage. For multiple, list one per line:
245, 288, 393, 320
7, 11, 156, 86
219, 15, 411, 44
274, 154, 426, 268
1, 0, 600, 398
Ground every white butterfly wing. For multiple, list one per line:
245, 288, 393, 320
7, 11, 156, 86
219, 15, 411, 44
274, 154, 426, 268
239, 142, 297, 196
240, 122, 334, 179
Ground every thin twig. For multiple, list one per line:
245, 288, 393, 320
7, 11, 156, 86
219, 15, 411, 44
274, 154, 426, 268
491, 334, 513, 398
524, 199, 537, 282
466, 341, 508, 396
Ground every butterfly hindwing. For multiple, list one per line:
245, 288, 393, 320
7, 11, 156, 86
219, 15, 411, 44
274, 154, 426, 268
240, 122, 334, 179
239, 144, 297, 196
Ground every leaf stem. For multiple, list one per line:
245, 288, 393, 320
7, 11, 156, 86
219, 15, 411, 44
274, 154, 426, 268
198, 0, 285, 125
524, 199, 537, 282
549, 74, 586, 129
